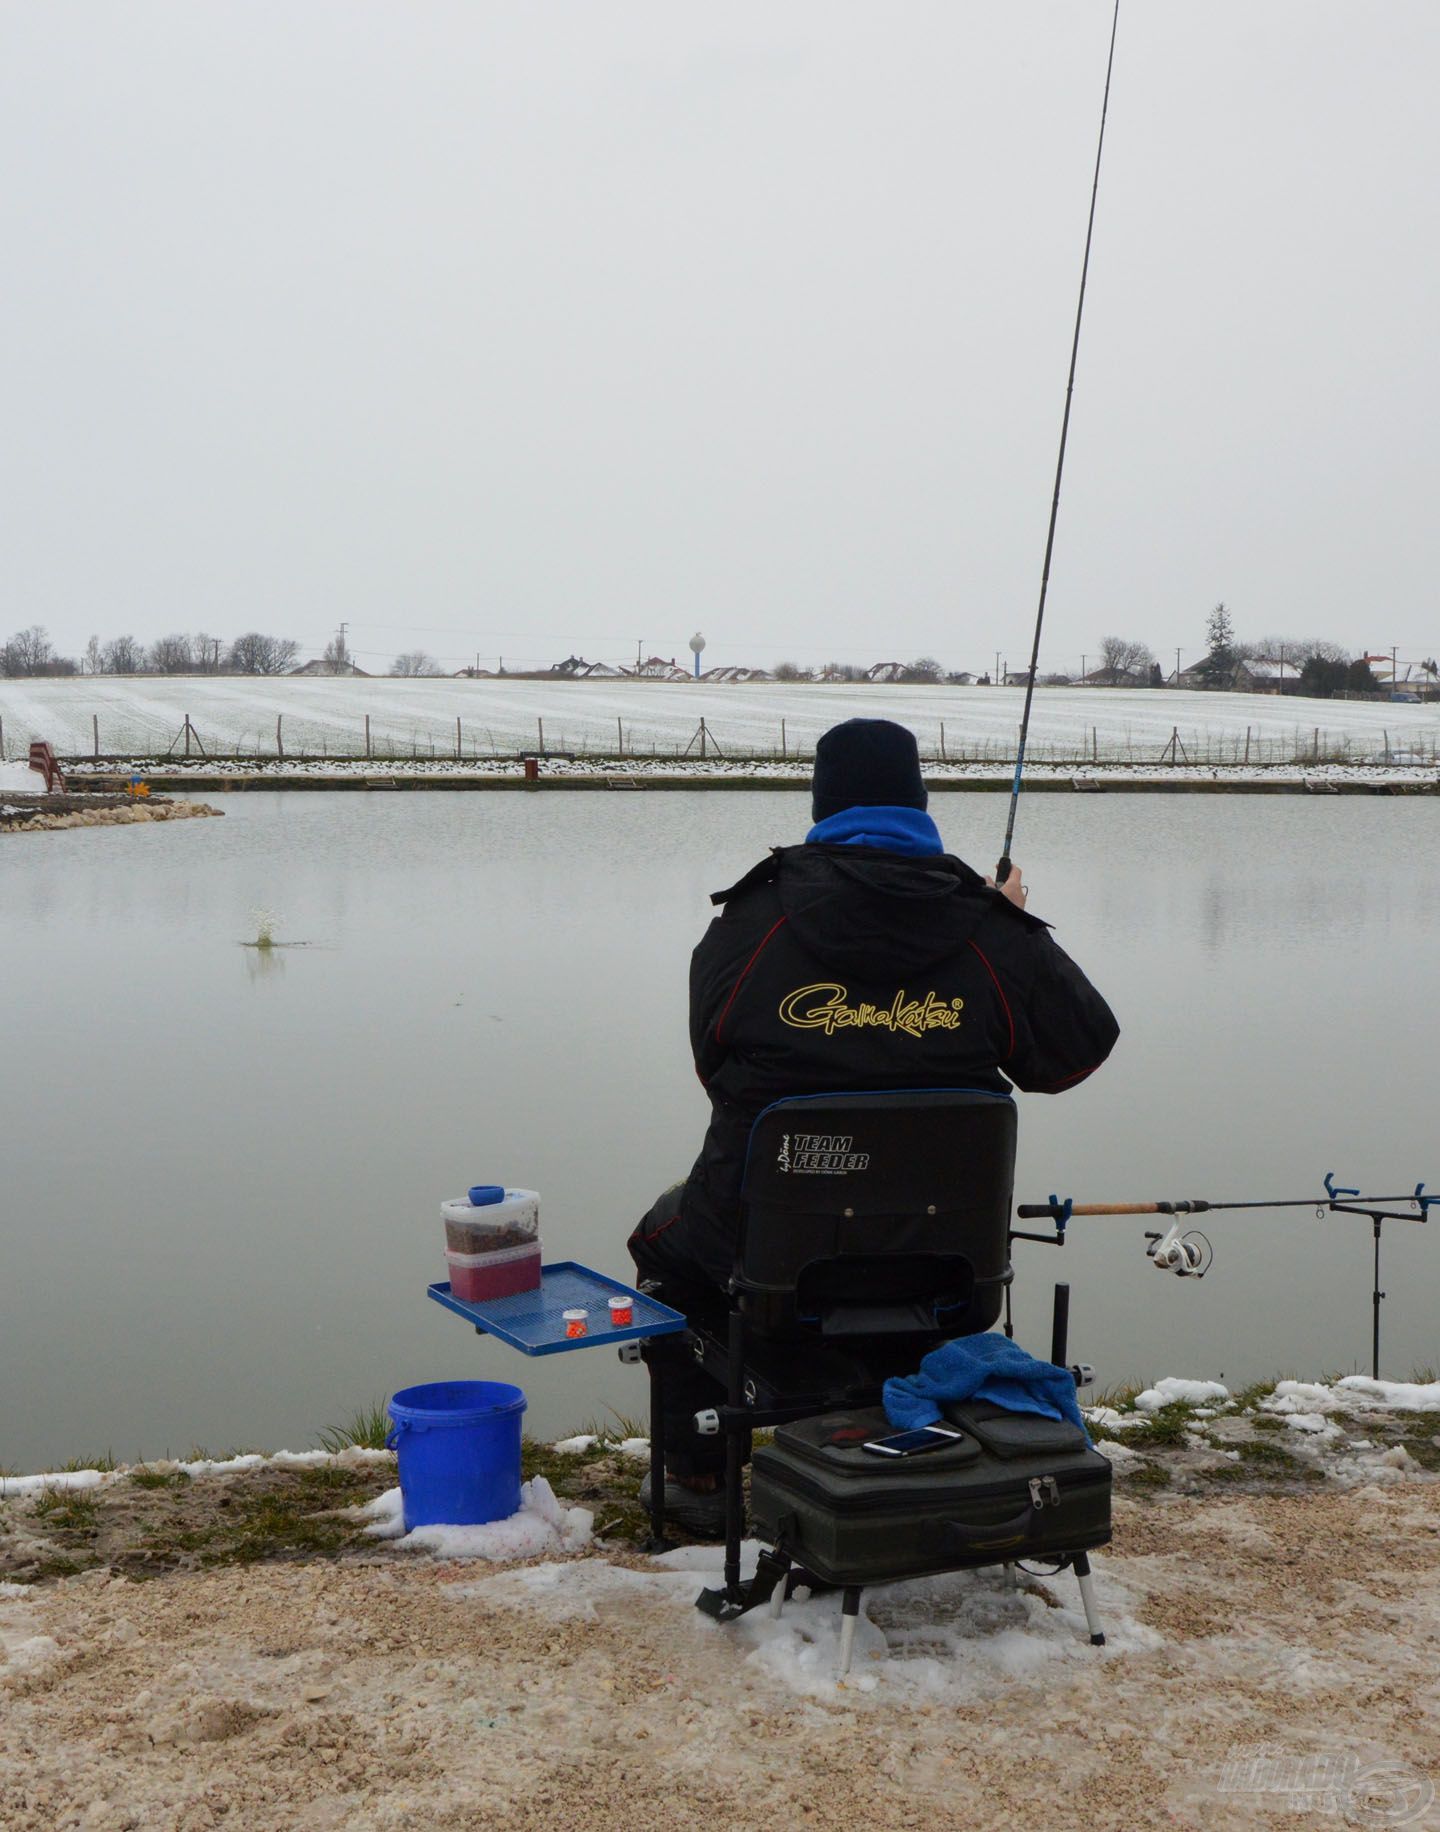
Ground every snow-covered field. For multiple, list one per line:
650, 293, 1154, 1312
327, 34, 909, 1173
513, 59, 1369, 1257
2, 676, 1437, 764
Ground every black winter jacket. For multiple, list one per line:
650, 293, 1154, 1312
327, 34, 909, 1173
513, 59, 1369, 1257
671, 843, 1119, 1288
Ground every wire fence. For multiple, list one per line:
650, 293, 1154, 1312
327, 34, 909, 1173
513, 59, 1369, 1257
4, 711, 1438, 770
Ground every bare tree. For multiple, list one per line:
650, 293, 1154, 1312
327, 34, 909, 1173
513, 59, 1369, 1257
148, 633, 194, 674
191, 633, 225, 673
905, 656, 943, 683
101, 634, 144, 674
228, 632, 299, 675
0, 625, 55, 676
322, 632, 350, 671
773, 660, 804, 681
390, 650, 444, 677
1244, 635, 1349, 665
1097, 636, 1155, 681
84, 634, 102, 675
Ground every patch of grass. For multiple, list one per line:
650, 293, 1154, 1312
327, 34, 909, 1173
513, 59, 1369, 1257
1235, 1437, 1303, 1471
129, 1466, 193, 1490
59, 1453, 117, 1474
32, 1490, 101, 1533
205, 1492, 358, 1566
1121, 1461, 1172, 1491
29, 1556, 86, 1581
1250, 1414, 1287, 1434
1400, 1432, 1440, 1471
1409, 1364, 1438, 1386
1113, 1403, 1198, 1450
1087, 1381, 1145, 1413
295, 1464, 379, 1496
316, 1401, 392, 1454
575, 1410, 650, 1444
1229, 1380, 1279, 1412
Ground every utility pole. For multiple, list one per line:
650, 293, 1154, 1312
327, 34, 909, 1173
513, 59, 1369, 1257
1175, 647, 1181, 687
1080, 653, 1087, 683
1392, 644, 1399, 694
335, 622, 349, 671
994, 650, 1001, 687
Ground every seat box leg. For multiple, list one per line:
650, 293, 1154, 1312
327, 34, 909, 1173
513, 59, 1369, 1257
838, 1586, 863, 1678
1072, 1551, 1106, 1646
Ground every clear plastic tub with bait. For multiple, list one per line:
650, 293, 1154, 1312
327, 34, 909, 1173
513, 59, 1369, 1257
441, 1188, 540, 1256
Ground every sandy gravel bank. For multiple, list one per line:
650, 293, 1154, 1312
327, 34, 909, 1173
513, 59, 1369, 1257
3, 1476, 1438, 1832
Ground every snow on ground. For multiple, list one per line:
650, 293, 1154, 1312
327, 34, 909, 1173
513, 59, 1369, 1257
0, 759, 43, 796
4, 675, 1438, 765
359, 1478, 593, 1560
0, 1446, 393, 1502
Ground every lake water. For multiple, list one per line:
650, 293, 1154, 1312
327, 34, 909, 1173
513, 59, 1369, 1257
4, 791, 1438, 1471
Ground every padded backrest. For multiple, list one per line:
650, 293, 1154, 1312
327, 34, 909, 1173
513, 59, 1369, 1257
737, 1089, 1016, 1336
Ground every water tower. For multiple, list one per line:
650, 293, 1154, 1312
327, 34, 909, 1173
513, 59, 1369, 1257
689, 631, 706, 679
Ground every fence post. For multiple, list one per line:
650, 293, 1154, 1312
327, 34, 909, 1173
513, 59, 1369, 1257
365, 714, 371, 759
617, 716, 623, 757
940, 721, 947, 761
456, 715, 462, 760
93, 713, 99, 760
538, 717, 544, 754
1, 714, 5, 759
277, 715, 284, 761
781, 719, 787, 758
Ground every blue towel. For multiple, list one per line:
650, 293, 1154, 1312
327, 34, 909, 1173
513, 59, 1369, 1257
883, 1333, 1089, 1437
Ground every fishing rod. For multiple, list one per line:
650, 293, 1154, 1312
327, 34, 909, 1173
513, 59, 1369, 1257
997, 0, 1121, 886
1012, 1173, 1435, 1379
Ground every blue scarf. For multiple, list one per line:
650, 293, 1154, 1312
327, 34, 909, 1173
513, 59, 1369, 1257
806, 804, 943, 857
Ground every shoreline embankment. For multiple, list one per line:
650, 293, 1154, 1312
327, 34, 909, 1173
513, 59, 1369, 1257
47, 758, 1440, 795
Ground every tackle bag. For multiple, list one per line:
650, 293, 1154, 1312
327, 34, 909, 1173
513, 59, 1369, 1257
749, 1401, 1112, 1589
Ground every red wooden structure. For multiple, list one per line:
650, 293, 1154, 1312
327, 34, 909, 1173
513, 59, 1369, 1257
27, 740, 65, 793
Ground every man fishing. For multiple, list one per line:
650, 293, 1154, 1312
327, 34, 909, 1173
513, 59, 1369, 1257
629, 716, 1118, 1531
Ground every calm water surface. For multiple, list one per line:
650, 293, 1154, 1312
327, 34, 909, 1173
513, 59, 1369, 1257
4, 791, 1438, 1470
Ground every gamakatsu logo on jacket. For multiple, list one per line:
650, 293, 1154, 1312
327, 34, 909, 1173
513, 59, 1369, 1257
778, 983, 964, 1039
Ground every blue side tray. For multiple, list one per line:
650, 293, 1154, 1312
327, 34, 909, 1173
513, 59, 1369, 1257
427, 1261, 687, 1356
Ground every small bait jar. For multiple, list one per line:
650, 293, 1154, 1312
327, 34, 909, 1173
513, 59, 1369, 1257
607, 1295, 634, 1328
563, 1308, 588, 1339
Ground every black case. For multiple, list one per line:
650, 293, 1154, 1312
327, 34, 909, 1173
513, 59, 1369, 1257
749, 1402, 1112, 1588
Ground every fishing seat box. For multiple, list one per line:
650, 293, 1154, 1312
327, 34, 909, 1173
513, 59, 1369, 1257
749, 1401, 1112, 1588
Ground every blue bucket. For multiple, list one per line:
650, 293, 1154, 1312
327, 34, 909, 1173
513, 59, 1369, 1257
386, 1380, 527, 1531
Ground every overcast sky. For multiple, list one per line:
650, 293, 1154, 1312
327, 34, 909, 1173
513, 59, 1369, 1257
3, 2, 1437, 674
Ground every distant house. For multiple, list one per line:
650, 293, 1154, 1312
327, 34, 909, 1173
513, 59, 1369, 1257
290, 657, 370, 677
1004, 668, 1036, 688
1237, 657, 1304, 695
866, 662, 908, 683
628, 656, 691, 681
946, 671, 979, 686
549, 655, 625, 679
1082, 665, 1146, 688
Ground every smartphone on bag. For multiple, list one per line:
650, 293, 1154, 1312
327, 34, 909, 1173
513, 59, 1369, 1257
861, 1424, 966, 1458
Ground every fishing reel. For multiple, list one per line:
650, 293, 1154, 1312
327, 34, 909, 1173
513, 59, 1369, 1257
1145, 1222, 1212, 1278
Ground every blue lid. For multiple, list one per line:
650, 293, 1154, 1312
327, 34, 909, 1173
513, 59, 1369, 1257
467, 1185, 505, 1207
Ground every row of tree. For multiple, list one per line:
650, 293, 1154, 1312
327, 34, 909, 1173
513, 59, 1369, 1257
0, 623, 460, 679
0, 625, 306, 678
